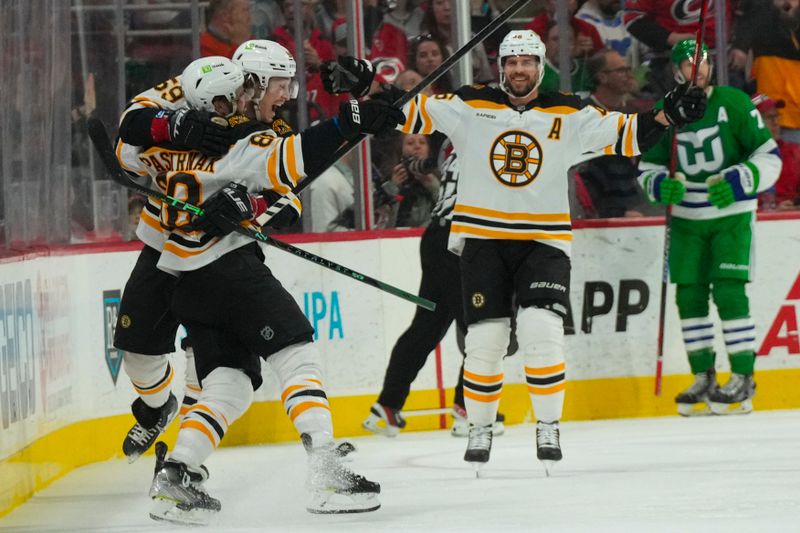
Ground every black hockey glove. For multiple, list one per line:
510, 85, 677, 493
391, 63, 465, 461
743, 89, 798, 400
662, 82, 707, 128
168, 108, 231, 156
336, 98, 406, 141
371, 84, 407, 105
191, 182, 255, 237
321, 56, 375, 97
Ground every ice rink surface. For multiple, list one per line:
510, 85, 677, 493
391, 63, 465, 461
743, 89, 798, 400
2, 410, 799, 533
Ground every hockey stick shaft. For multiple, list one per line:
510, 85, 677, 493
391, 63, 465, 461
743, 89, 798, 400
255, 0, 533, 226
87, 118, 436, 311
655, 0, 711, 396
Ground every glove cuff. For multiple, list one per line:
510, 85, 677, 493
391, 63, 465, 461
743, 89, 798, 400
642, 170, 666, 203
151, 113, 171, 143
250, 194, 268, 219
723, 164, 759, 199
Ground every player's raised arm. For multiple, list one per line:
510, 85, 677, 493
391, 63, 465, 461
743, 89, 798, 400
576, 81, 707, 159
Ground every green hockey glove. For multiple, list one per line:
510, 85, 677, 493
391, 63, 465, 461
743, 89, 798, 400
706, 164, 759, 209
641, 170, 686, 205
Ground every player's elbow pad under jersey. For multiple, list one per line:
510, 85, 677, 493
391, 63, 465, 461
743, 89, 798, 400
299, 120, 346, 177
119, 108, 162, 147
635, 110, 669, 153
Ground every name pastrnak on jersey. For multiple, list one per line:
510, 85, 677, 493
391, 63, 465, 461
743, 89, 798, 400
116, 76, 187, 251
399, 85, 642, 256
115, 76, 296, 254
134, 130, 304, 274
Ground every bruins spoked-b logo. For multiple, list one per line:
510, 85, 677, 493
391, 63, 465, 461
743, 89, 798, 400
489, 130, 543, 187
471, 292, 486, 308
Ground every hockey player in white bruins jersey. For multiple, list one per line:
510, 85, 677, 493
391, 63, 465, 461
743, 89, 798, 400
112, 41, 300, 469
140, 55, 403, 524
360, 29, 707, 473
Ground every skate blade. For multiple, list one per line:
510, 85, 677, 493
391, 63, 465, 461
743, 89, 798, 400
306, 491, 380, 514
677, 402, 712, 417
541, 460, 556, 477
710, 399, 753, 415
362, 418, 401, 438
470, 462, 486, 478
149, 497, 215, 526
126, 451, 143, 464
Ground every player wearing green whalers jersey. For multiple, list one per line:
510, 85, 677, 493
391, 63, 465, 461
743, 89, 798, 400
638, 39, 782, 416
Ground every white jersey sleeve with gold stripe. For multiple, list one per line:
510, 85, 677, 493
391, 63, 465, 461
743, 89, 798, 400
399, 85, 643, 257
115, 76, 188, 250
135, 130, 304, 273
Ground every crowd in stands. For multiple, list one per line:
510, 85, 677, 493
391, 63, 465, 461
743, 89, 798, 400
55, 0, 800, 247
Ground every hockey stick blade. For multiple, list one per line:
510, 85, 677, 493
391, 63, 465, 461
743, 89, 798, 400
86, 118, 436, 311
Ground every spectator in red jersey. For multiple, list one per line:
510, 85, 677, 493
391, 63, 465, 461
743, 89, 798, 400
623, 0, 733, 98
369, 0, 425, 67
271, 0, 338, 119
200, 0, 253, 58
525, 0, 604, 57
753, 93, 800, 210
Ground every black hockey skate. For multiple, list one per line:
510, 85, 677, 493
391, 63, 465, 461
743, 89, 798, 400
334, 440, 357, 461
362, 403, 406, 437
149, 458, 221, 525
302, 433, 381, 514
536, 421, 562, 476
153, 441, 209, 483
708, 373, 755, 415
675, 369, 718, 417
123, 394, 178, 463
451, 404, 506, 438
464, 424, 493, 476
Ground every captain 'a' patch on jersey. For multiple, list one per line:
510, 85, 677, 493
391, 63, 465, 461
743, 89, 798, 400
489, 130, 543, 187
398, 84, 641, 256
133, 131, 304, 273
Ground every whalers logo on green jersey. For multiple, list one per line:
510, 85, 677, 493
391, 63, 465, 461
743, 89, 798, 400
676, 125, 725, 175
489, 130, 543, 187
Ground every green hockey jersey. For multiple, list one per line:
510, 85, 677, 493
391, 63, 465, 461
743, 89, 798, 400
639, 85, 781, 220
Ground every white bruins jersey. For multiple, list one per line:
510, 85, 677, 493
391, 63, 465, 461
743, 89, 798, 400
134, 130, 304, 274
116, 77, 188, 251
115, 76, 294, 255
400, 85, 642, 256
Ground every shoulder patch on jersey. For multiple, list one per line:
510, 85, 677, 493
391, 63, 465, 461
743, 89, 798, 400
455, 84, 506, 105
271, 118, 294, 137
536, 92, 584, 111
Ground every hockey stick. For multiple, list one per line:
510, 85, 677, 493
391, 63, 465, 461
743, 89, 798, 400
254, 0, 533, 227
655, 0, 711, 396
86, 118, 436, 311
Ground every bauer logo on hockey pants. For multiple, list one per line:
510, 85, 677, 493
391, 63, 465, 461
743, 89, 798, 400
490, 130, 542, 187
